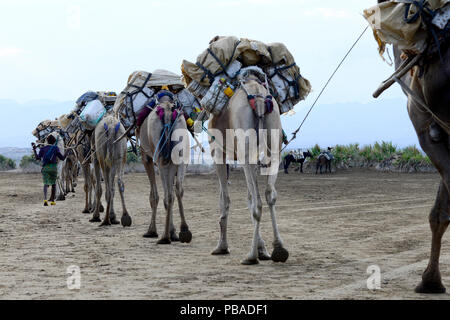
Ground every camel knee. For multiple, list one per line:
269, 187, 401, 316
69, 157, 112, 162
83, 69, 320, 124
222, 194, 230, 210
265, 188, 277, 206
118, 179, 125, 193
150, 190, 159, 207
175, 185, 184, 198
164, 194, 174, 209
252, 203, 262, 222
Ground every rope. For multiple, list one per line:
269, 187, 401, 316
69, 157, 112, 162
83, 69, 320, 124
153, 123, 171, 162
282, 26, 369, 152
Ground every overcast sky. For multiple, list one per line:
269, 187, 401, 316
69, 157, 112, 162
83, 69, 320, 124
0, 0, 403, 104
1, 0, 418, 150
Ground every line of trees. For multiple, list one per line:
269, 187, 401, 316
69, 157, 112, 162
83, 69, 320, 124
285, 141, 432, 168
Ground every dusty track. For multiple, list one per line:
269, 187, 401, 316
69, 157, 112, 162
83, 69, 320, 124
0, 169, 449, 299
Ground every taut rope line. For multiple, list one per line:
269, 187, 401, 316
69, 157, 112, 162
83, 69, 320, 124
282, 25, 369, 152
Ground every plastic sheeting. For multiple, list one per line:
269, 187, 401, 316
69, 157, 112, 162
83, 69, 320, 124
181, 36, 311, 115
79, 99, 106, 130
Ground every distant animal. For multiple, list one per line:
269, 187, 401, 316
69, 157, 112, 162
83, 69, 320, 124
316, 147, 333, 174
283, 150, 313, 174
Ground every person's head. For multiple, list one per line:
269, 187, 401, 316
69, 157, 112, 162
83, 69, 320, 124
47, 134, 56, 145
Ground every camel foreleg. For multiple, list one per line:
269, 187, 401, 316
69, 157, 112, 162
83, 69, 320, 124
142, 156, 159, 238
265, 173, 289, 263
175, 164, 192, 243
241, 164, 262, 265
212, 163, 230, 255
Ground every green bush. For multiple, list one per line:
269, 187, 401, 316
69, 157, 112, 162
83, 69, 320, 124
303, 142, 432, 169
333, 143, 360, 165
20, 154, 39, 168
372, 141, 398, 162
310, 144, 321, 158
394, 145, 431, 167
0, 154, 16, 170
126, 146, 141, 164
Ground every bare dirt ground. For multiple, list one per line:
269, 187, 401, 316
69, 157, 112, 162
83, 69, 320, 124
0, 168, 449, 300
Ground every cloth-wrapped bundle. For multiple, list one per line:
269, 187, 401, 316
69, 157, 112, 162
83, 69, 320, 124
181, 36, 311, 115
363, 0, 450, 57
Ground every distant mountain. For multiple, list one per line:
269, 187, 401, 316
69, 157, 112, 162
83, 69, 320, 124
0, 99, 74, 148
280, 97, 420, 149
0, 147, 31, 163
0, 97, 420, 151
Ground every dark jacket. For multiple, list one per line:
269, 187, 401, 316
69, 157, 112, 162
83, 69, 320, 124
36, 145, 66, 166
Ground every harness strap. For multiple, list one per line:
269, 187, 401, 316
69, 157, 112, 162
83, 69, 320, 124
404, 0, 443, 60
123, 72, 153, 127
196, 40, 241, 84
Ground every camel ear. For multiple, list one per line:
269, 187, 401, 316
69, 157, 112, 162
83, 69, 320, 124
209, 35, 220, 44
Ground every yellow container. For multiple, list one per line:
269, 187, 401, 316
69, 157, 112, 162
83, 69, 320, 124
224, 86, 234, 98
186, 118, 194, 127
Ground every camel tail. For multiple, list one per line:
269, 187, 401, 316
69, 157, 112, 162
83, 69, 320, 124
103, 119, 121, 168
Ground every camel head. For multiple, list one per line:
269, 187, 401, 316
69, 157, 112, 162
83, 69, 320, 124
151, 95, 187, 164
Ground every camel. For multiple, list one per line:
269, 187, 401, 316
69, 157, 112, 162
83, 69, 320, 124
138, 99, 192, 244
73, 131, 102, 214
90, 113, 132, 227
61, 134, 79, 195
208, 72, 289, 265
375, 0, 450, 293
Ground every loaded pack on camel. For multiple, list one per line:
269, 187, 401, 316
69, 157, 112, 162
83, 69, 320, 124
32, 120, 64, 143
365, 0, 450, 293
113, 69, 204, 140
181, 36, 311, 119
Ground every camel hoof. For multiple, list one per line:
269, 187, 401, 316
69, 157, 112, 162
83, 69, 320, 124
89, 216, 101, 223
170, 232, 180, 242
258, 252, 272, 261
271, 246, 289, 263
99, 220, 111, 227
211, 247, 230, 255
99, 205, 104, 213
179, 230, 192, 243
121, 214, 132, 227
241, 258, 259, 265
143, 231, 158, 238
109, 218, 120, 225
57, 195, 65, 201
415, 281, 446, 294
157, 238, 171, 245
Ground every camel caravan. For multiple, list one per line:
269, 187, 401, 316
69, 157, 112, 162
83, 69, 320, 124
29, 0, 450, 291
31, 36, 310, 264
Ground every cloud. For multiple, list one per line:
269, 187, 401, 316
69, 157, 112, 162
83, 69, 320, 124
0, 47, 23, 58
